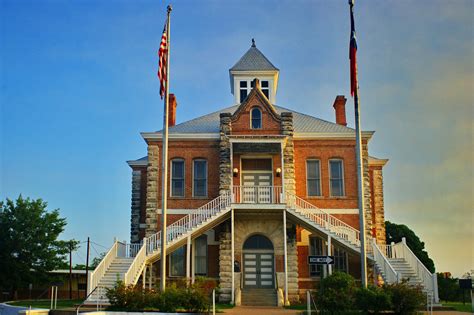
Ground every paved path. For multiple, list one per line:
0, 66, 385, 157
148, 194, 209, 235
222, 306, 301, 315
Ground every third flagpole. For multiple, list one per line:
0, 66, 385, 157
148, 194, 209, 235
160, 4, 172, 292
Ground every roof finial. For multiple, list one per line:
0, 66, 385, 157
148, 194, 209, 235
251, 38, 256, 47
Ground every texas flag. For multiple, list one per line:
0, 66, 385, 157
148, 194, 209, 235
349, 0, 358, 97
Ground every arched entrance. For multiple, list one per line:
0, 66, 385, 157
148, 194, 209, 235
242, 234, 275, 288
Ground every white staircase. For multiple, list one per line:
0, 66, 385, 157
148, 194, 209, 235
285, 192, 364, 254
86, 191, 232, 301
372, 239, 439, 304
86, 242, 145, 303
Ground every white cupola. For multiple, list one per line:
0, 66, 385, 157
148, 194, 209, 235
229, 39, 280, 104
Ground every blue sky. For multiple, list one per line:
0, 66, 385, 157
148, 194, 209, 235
1, 0, 472, 276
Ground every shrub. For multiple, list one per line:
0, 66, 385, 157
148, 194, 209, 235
157, 285, 182, 312
355, 286, 391, 314
383, 281, 425, 315
315, 272, 357, 313
106, 281, 149, 311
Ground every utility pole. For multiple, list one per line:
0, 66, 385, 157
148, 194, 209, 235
69, 242, 73, 299
85, 237, 90, 299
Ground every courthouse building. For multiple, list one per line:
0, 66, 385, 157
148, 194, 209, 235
87, 41, 438, 306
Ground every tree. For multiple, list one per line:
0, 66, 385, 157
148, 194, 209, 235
385, 221, 435, 273
0, 195, 76, 295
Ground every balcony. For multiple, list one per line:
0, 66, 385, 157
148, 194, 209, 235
232, 186, 284, 204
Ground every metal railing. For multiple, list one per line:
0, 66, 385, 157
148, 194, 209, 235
392, 239, 439, 303
372, 239, 399, 284
88, 241, 119, 295
232, 186, 283, 204
285, 192, 361, 248
147, 191, 232, 256
124, 238, 147, 285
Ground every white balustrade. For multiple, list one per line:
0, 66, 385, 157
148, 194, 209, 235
88, 241, 119, 295
392, 239, 439, 303
372, 239, 399, 284
124, 238, 147, 285
232, 186, 283, 204
146, 191, 232, 256
285, 192, 361, 248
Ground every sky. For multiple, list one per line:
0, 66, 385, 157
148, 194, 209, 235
1, 0, 472, 277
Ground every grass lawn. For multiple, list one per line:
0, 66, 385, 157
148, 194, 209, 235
442, 301, 473, 313
7, 299, 83, 309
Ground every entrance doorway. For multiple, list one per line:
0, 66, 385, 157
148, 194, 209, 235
241, 158, 273, 203
243, 234, 274, 288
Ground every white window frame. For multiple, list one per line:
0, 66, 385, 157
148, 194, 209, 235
192, 159, 208, 198
170, 158, 185, 198
306, 159, 322, 197
250, 107, 262, 129
239, 79, 270, 103
194, 234, 208, 276
329, 159, 345, 197
169, 246, 185, 277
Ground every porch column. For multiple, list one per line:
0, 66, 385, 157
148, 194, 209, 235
327, 235, 332, 275
186, 235, 191, 286
283, 209, 289, 305
191, 238, 196, 284
231, 208, 235, 304
142, 265, 147, 289
280, 141, 285, 202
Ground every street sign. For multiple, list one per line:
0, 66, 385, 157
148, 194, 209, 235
308, 255, 334, 265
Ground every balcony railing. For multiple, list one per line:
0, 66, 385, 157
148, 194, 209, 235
232, 186, 283, 204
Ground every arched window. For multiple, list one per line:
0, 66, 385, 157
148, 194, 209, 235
243, 234, 273, 250
251, 107, 262, 129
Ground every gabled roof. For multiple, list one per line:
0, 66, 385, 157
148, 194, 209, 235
149, 105, 361, 135
230, 42, 279, 72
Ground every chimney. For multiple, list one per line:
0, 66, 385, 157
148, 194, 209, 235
168, 93, 178, 127
333, 95, 347, 126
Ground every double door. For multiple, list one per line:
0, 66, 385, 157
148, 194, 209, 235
241, 172, 273, 203
243, 252, 274, 288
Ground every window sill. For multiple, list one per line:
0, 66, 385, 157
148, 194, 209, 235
328, 196, 347, 199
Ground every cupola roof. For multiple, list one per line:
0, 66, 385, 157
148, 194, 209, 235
230, 39, 279, 72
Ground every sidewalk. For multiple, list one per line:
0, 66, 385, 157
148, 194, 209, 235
222, 306, 301, 315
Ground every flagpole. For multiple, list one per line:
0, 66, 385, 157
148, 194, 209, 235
349, 0, 368, 288
160, 4, 172, 292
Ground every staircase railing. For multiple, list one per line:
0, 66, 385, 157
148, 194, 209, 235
124, 238, 147, 285
372, 239, 399, 284
232, 186, 283, 204
147, 191, 232, 256
285, 192, 361, 248
88, 241, 119, 296
392, 238, 439, 303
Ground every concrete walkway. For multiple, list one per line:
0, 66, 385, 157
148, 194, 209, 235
222, 306, 301, 315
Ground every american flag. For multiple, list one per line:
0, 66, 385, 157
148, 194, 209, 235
349, 0, 358, 97
157, 22, 168, 99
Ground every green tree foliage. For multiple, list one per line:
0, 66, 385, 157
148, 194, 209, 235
315, 271, 357, 312
437, 273, 464, 302
385, 221, 435, 273
0, 195, 75, 292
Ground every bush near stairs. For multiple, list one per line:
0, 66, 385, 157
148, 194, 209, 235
105, 279, 216, 313
314, 272, 426, 314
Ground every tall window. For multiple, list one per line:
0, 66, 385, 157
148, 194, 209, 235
193, 159, 207, 197
239, 81, 248, 102
333, 246, 348, 272
170, 246, 185, 276
329, 159, 344, 197
309, 236, 323, 277
195, 235, 208, 276
306, 160, 321, 196
171, 159, 185, 197
261, 80, 269, 99
251, 107, 262, 129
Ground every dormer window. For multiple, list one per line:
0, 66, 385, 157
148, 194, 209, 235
251, 107, 262, 129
